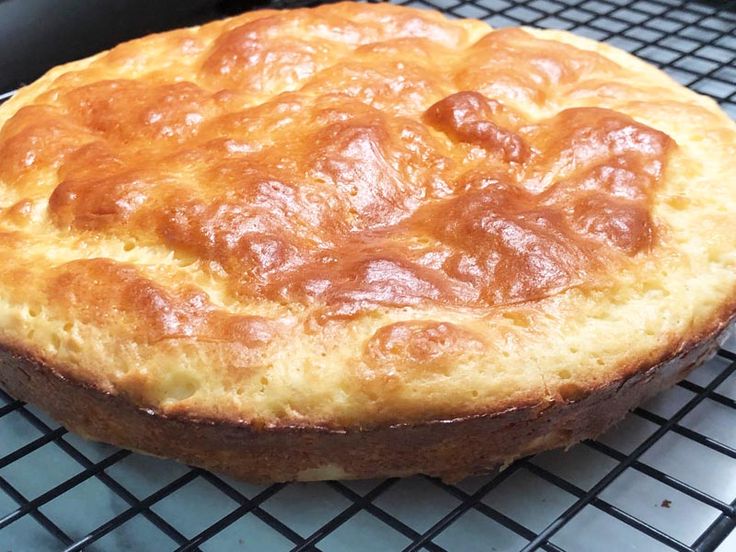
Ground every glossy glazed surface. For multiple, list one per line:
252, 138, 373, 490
3, 22, 673, 328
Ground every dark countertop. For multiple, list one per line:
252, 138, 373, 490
0, 0, 325, 93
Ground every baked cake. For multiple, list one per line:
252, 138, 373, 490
0, 2, 734, 481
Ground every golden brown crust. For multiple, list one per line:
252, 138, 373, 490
1, 2, 736, 480
25, 37, 674, 317
0, 308, 732, 482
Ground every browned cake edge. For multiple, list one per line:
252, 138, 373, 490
1, 300, 734, 483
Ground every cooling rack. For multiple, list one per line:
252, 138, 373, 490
1, 0, 736, 550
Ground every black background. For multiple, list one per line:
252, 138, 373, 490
0, 0, 327, 94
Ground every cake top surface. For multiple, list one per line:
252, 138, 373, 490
0, 2, 734, 427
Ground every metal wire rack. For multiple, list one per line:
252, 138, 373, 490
1, 0, 735, 550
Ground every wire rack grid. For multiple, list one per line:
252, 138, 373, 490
1, 0, 735, 550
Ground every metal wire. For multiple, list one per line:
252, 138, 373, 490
0, 0, 735, 550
